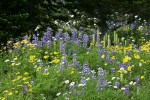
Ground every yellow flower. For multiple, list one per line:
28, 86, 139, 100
111, 56, 115, 60
15, 91, 18, 94
140, 59, 146, 63
45, 51, 48, 54
22, 47, 26, 50
24, 72, 29, 75
28, 88, 32, 92
17, 76, 22, 80
71, 71, 75, 75
16, 72, 20, 75
21, 40, 28, 44
118, 67, 127, 74
17, 84, 22, 87
44, 55, 49, 59
43, 72, 50, 76
134, 54, 140, 59
22, 77, 28, 81
11, 63, 15, 66
3, 90, 9, 93
12, 79, 17, 82
54, 52, 59, 55
36, 67, 42, 71
127, 66, 132, 71
7, 40, 12, 44
1, 97, 5, 100
141, 75, 144, 79
29, 55, 37, 62
61, 56, 66, 59
13, 42, 20, 48
24, 82, 29, 84
101, 54, 105, 59
123, 56, 131, 63
8, 92, 13, 96
52, 59, 60, 64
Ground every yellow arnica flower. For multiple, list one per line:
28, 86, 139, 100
54, 52, 59, 55
13, 42, 20, 48
7, 40, 12, 44
45, 51, 48, 54
3, 90, 9, 93
22, 77, 28, 81
134, 54, 140, 59
111, 56, 115, 60
8, 92, 13, 96
24, 82, 29, 84
101, 54, 105, 59
141, 75, 144, 79
28, 88, 32, 92
123, 56, 131, 63
16, 72, 20, 75
61, 56, 66, 59
52, 59, 60, 64
17, 76, 22, 80
17, 85, 22, 87
118, 67, 127, 74
44, 55, 49, 59
1, 97, 6, 100
15, 91, 18, 94
12, 79, 17, 82
43, 72, 50, 76
21, 39, 28, 44
24, 72, 29, 75
36, 67, 42, 71
71, 71, 75, 75
127, 66, 132, 71
29, 55, 37, 62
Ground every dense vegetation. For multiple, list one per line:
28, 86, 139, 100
0, 0, 150, 100
0, 24, 150, 99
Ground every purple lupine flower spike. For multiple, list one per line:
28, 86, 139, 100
124, 85, 130, 96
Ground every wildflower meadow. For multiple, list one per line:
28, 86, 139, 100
0, 25, 150, 100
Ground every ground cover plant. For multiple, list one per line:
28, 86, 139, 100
0, 26, 150, 100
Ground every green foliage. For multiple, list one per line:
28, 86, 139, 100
1, 27, 150, 99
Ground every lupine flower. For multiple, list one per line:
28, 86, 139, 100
114, 82, 120, 89
111, 68, 116, 73
136, 76, 140, 84
71, 29, 77, 43
124, 85, 129, 96
30, 81, 34, 85
91, 70, 96, 80
82, 63, 91, 74
59, 62, 65, 71
37, 59, 44, 66
44, 69, 48, 73
22, 85, 28, 94
32, 34, 38, 47
97, 68, 108, 90
83, 34, 89, 47
60, 40, 66, 54
73, 54, 79, 67
80, 76, 86, 86
70, 82, 75, 93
